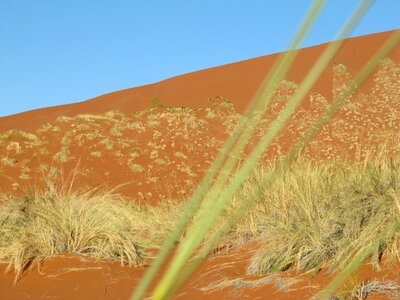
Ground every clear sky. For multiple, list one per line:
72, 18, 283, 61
0, 0, 399, 117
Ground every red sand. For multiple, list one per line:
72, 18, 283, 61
0, 30, 399, 299
1, 246, 399, 299
0, 30, 399, 133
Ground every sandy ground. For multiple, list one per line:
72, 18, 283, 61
1, 245, 399, 299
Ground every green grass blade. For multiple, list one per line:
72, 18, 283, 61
131, 1, 326, 299
198, 0, 329, 212
196, 0, 375, 258
149, 1, 328, 299
152, 0, 375, 295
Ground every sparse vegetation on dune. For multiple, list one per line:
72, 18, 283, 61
0, 151, 399, 288
0, 56, 399, 297
0, 60, 399, 203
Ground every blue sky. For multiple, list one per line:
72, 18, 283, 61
0, 0, 399, 117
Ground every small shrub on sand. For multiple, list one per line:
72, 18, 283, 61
1, 157, 17, 167
37, 123, 61, 133
0, 183, 147, 281
0, 130, 38, 142
316, 277, 400, 300
90, 151, 102, 158
53, 146, 70, 162
129, 163, 145, 173
6, 142, 21, 154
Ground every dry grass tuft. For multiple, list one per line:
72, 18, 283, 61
240, 154, 400, 275
312, 278, 400, 300
351, 280, 400, 299
200, 274, 302, 293
0, 178, 181, 282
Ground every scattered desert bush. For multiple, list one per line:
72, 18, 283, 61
0, 179, 181, 281
332, 278, 400, 300
129, 163, 145, 173
0, 185, 143, 280
1, 157, 17, 167
53, 146, 70, 162
238, 154, 400, 275
90, 151, 102, 157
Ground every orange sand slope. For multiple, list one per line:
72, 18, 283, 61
0, 30, 399, 133
0, 30, 399, 201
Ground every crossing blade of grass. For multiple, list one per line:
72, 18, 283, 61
187, 0, 372, 224
131, 1, 327, 299
148, 1, 330, 299
193, 0, 375, 259
196, 0, 330, 215
149, 0, 375, 297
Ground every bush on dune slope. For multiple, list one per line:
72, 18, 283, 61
0, 179, 181, 281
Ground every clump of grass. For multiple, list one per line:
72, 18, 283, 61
76, 123, 92, 131
110, 124, 123, 136
100, 138, 114, 150
37, 123, 61, 133
129, 163, 145, 173
104, 110, 125, 119
53, 146, 70, 162
55, 116, 73, 123
128, 121, 145, 130
174, 151, 187, 159
90, 151, 102, 158
1, 157, 17, 167
6, 141, 21, 154
350, 280, 400, 299
314, 277, 400, 300
128, 198, 183, 246
0, 130, 38, 142
19, 165, 32, 180
0, 182, 148, 281
242, 154, 400, 275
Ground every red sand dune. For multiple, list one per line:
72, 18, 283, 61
0, 30, 399, 133
0, 30, 399, 201
0, 30, 399, 299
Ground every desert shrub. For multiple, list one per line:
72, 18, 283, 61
53, 146, 70, 162
129, 163, 145, 173
90, 151, 102, 157
1, 157, 17, 167
0, 183, 150, 281
241, 155, 400, 275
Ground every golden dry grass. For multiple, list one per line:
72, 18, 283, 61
0, 176, 182, 282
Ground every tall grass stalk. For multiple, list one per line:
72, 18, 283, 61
147, 1, 329, 299
148, 2, 390, 299
131, 1, 327, 299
